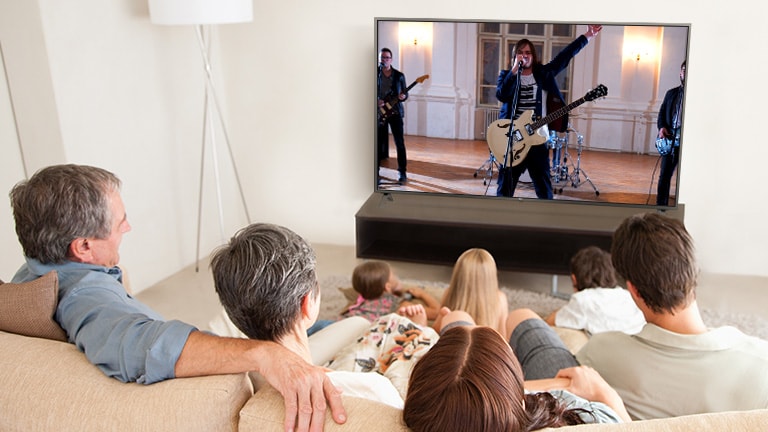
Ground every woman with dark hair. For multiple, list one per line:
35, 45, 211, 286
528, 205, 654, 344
404, 311, 630, 431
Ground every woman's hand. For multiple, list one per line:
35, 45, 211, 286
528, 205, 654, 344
556, 366, 632, 422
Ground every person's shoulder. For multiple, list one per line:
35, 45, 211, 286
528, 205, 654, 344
712, 326, 768, 351
583, 329, 633, 348
574, 287, 631, 299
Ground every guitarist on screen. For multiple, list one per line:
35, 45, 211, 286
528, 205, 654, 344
495, 24, 602, 198
655, 60, 685, 206
378, 47, 409, 184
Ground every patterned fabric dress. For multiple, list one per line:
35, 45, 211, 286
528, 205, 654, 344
341, 292, 399, 322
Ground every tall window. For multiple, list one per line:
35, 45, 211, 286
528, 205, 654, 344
478, 23, 575, 107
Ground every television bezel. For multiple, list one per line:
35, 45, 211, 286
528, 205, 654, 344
373, 17, 691, 210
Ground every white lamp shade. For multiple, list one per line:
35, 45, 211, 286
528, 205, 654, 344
148, 0, 253, 25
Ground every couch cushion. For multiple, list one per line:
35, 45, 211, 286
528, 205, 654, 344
0, 271, 67, 341
553, 326, 589, 353
240, 384, 410, 432
543, 408, 768, 431
0, 330, 253, 432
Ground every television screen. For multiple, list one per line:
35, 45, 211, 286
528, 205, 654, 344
375, 19, 689, 208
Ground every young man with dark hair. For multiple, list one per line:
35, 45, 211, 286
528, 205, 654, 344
508, 212, 768, 420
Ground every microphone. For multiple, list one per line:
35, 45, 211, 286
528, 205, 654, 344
518, 58, 525, 68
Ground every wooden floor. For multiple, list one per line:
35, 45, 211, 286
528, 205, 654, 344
378, 135, 677, 206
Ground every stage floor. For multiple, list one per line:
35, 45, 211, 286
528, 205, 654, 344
378, 135, 677, 206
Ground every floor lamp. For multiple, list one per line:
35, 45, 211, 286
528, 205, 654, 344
148, 0, 253, 270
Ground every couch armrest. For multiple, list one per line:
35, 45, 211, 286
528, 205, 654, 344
0, 330, 253, 432
240, 384, 410, 432
544, 408, 768, 431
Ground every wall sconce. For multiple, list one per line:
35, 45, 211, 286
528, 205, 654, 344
623, 34, 658, 63
399, 22, 432, 47
623, 41, 655, 62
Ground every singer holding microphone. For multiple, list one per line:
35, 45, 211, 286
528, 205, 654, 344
495, 24, 602, 198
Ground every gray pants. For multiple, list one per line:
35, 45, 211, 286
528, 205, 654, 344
509, 318, 579, 380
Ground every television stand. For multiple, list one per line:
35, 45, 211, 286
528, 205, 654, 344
355, 192, 684, 275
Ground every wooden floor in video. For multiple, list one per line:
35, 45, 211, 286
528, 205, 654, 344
378, 135, 677, 206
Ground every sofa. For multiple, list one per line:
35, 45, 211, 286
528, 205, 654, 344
1, 274, 767, 431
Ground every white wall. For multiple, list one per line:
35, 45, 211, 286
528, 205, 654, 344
0, 41, 25, 279
1, 0, 767, 292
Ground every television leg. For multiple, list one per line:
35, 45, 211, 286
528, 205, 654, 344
550, 274, 570, 299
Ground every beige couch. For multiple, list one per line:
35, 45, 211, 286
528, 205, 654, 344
1, 275, 766, 431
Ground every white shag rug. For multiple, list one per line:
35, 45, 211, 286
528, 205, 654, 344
319, 275, 768, 341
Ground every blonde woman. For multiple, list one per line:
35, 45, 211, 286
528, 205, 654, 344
433, 248, 509, 339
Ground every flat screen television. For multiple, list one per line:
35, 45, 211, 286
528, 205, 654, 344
374, 19, 690, 209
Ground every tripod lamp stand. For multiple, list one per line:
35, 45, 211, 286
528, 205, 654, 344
148, 0, 253, 270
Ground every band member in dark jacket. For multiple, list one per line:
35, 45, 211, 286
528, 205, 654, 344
378, 47, 409, 183
495, 25, 601, 198
656, 60, 685, 206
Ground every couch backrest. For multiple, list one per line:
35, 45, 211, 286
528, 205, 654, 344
0, 330, 253, 432
240, 384, 410, 432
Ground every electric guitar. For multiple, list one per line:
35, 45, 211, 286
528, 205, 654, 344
655, 127, 680, 156
487, 84, 608, 168
378, 74, 429, 124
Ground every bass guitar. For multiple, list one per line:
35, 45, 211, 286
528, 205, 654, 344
378, 74, 429, 124
487, 84, 608, 168
655, 127, 680, 156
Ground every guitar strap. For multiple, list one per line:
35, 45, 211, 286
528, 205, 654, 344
546, 91, 568, 133
672, 87, 683, 130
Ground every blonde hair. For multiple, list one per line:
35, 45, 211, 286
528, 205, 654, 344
442, 249, 503, 331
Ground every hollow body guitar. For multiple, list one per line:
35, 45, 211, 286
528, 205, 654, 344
378, 74, 429, 125
487, 84, 607, 168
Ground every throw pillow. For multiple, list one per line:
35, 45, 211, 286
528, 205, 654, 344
0, 271, 67, 341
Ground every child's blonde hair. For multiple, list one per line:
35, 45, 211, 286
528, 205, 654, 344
442, 248, 502, 330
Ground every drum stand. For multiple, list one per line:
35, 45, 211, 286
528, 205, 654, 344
551, 127, 599, 196
473, 150, 499, 188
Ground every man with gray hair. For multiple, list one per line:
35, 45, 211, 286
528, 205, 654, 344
10, 164, 346, 432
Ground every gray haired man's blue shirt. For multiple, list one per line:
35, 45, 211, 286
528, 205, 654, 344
13, 258, 196, 384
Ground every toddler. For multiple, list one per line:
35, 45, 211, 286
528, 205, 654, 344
545, 246, 644, 335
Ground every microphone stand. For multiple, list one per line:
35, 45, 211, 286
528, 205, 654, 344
501, 62, 522, 171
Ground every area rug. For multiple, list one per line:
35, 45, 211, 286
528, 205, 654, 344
319, 275, 768, 341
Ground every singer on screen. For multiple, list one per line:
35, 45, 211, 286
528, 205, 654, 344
495, 24, 602, 199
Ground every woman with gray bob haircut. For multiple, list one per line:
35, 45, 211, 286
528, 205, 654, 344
211, 223, 320, 342
210, 222, 406, 408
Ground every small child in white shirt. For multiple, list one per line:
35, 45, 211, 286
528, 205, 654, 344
545, 246, 645, 335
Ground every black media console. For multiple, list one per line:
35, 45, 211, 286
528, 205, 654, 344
356, 193, 684, 275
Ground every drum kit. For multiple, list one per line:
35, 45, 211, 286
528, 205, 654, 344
475, 123, 599, 196
548, 126, 599, 196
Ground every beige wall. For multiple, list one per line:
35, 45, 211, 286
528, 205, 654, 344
1, 0, 767, 292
